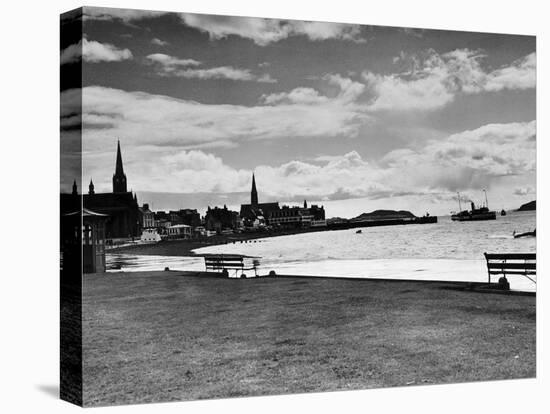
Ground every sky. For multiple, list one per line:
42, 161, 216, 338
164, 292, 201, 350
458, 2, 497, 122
60, 6, 536, 217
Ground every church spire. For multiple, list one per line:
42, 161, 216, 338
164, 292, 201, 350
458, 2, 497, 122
72, 180, 78, 195
88, 178, 95, 195
251, 173, 258, 206
112, 140, 128, 193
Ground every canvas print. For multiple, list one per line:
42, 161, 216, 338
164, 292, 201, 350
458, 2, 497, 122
60, 6, 536, 407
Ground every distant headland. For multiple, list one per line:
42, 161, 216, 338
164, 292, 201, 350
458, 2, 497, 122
517, 200, 536, 211
351, 209, 416, 222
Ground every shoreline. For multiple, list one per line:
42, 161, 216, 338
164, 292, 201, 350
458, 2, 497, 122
110, 230, 312, 256
105, 254, 537, 293
110, 218, 440, 257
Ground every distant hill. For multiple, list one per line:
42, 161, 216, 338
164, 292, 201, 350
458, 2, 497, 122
351, 209, 416, 222
517, 200, 536, 211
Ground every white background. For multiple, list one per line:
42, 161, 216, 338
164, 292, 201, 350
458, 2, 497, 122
0, 0, 548, 412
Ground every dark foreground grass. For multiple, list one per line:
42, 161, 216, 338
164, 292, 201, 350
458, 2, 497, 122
82, 272, 535, 406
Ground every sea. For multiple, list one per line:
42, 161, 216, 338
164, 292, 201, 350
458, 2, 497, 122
107, 210, 536, 292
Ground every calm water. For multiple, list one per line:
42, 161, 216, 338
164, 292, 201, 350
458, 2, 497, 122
107, 210, 536, 291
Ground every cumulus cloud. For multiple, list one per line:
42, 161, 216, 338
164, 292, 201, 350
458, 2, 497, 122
258, 121, 535, 201
61, 39, 133, 64
179, 14, 365, 46
65, 81, 368, 154
151, 38, 169, 46
261, 74, 365, 105
78, 110, 535, 207
484, 52, 536, 92
380, 121, 536, 192
146, 53, 276, 82
363, 49, 536, 111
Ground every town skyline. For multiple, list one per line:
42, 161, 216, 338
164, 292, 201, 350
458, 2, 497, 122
60, 7, 536, 217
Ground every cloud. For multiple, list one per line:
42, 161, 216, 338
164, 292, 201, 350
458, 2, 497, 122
363, 49, 536, 111
151, 38, 169, 46
146, 53, 276, 82
168, 66, 276, 82
78, 120, 535, 215
262, 87, 330, 105
380, 120, 536, 191
484, 52, 536, 92
61, 39, 133, 64
261, 74, 365, 105
83, 7, 166, 23
146, 53, 201, 68
179, 14, 365, 46
66, 80, 368, 154
260, 121, 535, 201
82, 8, 365, 45
514, 186, 535, 196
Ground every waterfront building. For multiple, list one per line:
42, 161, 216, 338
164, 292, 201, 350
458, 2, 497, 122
165, 224, 192, 239
205, 205, 239, 233
269, 200, 326, 229
139, 203, 155, 229
169, 209, 201, 228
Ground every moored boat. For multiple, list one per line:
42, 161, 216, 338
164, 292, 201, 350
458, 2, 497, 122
513, 228, 535, 238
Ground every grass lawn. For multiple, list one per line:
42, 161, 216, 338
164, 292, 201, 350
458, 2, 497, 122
82, 271, 535, 406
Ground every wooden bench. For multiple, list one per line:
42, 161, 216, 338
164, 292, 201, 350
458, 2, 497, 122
202, 254, 261, 278
484, 253, 536, 285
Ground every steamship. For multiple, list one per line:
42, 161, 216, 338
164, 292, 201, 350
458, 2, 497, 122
451, 191, 497, 222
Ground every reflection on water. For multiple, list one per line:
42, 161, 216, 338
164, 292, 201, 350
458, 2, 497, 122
107, 254, 204, 272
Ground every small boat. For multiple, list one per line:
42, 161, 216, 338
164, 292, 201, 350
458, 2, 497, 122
501, 209, 506, 216
513, 228, 536, 238
356, 229, 362, 234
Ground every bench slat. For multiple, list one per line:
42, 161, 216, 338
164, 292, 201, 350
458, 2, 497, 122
486, 262, 536, 270
484, 253, 536, 260
205, 259, 244, 264
488, 270, 536, 275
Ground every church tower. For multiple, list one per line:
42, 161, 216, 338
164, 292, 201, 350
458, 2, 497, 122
251, 173, 258, 206
112, 140, 128, 193
88, 179, 95, 195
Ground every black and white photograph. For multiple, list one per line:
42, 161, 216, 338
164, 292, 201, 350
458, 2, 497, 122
5, 0, 550, 411
57, 4, 540, 407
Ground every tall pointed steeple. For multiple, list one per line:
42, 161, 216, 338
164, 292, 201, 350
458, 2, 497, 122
251, 173, 258, 206
112, 140, 128, 193
88, 178, 95, 195
72, 180, 78, 195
